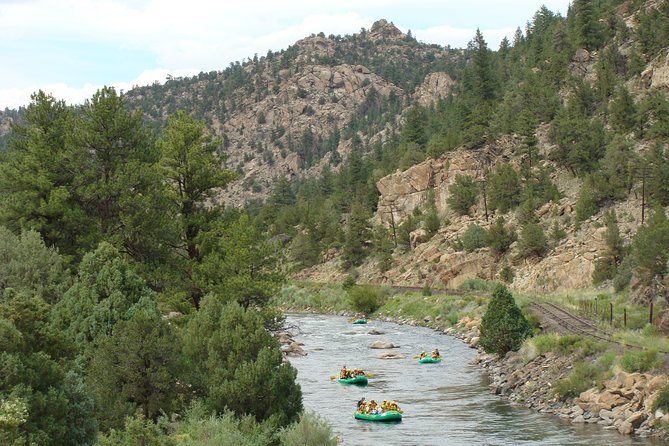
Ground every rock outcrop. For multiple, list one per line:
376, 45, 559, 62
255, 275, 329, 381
413, 72, 454, 106
642, 49, 669, 91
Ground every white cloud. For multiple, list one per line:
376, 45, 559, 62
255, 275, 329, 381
413, 25, 519, 49
0, 68, 199, 109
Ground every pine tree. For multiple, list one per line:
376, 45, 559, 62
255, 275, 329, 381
157, 111, 237, 309
488, 164, 521, 213
0, 91, 88, 263
485, 216, 517, 256
630, 206, 669, 289
342, 201, 371, 269
517, 222, 547, 258
479, 284, 532, 356
447, 174, 479, 216
87, 307, 180, 430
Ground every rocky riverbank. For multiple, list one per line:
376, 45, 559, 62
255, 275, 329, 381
372, 312, 669, 441
445, 318, 669, 441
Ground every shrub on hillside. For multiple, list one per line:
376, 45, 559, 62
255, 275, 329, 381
278, 411, 338, 446
552, 362, 600, 399
517, 222, 547, 258
620, 349, 663, 373
479, 284, 532, 356
447, 174, 478, 216
348, 285, 384, 315
485, 216, 516, 256
461, 223, 487, 252
652, 384, 669, 413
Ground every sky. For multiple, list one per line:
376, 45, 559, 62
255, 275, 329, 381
0, 0, 572, 110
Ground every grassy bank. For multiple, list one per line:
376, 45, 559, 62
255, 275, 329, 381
273, 280, 490, 332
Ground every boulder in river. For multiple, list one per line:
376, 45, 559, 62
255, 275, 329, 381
378, 352, 405, 359
369, 340, 399, 349
367, 329, 385, 335
281, 341, 307, 356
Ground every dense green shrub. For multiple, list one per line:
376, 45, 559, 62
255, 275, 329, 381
620, 349, 663, 373
517, 223, 547, 258
447, 174, 479, 216
278, 412, 338, 446
553, 362, 600, 399
529, 333, 606, 357
487, 164, 521, 213
479, 284, 532, 355
499, 265, 514, 283
348, 285, 385, 315
485, 217, 516, 255
652, 384, 669, 413
461, 223, 487, 252
457, 278, 497, 292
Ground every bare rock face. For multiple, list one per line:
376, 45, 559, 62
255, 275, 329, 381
376, 151, 480, 227
414, 72, 455, 106
641, 49, 669, 90
369, 19, 405, 41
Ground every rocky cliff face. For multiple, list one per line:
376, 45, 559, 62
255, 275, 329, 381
123, 19, 457, 207
297, 129, 647, 294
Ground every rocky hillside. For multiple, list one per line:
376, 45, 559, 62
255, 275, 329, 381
295, 136, 644, 293
123, 19, 458, 206
289, 1, 669, 298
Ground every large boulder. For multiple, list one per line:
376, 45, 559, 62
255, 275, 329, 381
369, 340, 399, 349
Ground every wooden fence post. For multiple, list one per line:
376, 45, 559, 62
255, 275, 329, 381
650, 301, 654, 325
624, 308, 627, 328
610, 303, 613, 325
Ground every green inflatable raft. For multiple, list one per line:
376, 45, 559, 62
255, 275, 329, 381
354, 410, 402, 422
419, 356, 442, 363
338, 375, 368, 385
351, 319, 367, 324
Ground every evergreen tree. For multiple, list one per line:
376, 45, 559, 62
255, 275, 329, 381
575, 177, 598, 223
87, 307, 181, 430
479, 284, 532, 356
485, 216, 516, 256
629, 206, 669, 289
196, 213, 284, 310
371, 225, 394, 272
342, 201, 371, 269
573, 0, 604, 50
464, 29, 499, 102
0, 227, 68, 304
157, 111, 237, 309
447, 174, 478, 216
646, 143, 669, 207
0, 292, 97, 446
517, 222, 547, 258
488, 164, 521, 213
181, 298, 302, 426
72, 87, 164, 261
461, 223, 487, 252
0, 91, 87, 263
51, 242, 157, 358
609, 86, 637, 133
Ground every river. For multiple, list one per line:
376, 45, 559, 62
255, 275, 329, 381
286, 313, 661, 446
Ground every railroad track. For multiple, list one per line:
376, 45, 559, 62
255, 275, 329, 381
530, 302, 669, 354
531, 302, 613, 343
